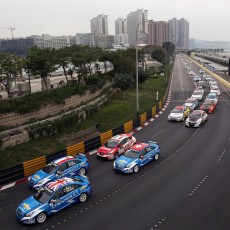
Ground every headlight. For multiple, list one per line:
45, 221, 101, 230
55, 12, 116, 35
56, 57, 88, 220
26, 211, 35, 217
28, 176, 31, 181
113, 161, 116, 167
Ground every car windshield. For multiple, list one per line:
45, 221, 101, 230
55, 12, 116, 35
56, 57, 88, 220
189, 113, 201, 119
203, 102, 211, 106
33, 187, 53, 204
192, 92, 201, 95
207, 95, 216, 99
42, 163, 58, 174
172, 108, 182, 113
105, 140, 118, 148
124, 149, 139, 159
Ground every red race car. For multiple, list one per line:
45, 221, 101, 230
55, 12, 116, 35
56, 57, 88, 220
97, 133, 136, 160
200, 99, 216, 113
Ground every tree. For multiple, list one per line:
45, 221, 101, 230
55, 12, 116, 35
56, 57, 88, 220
0, 54, 24, 99
25, 47, 57, 91
55, 47, 71, 84
151, 47, 165, 64
113, 73, 134, 92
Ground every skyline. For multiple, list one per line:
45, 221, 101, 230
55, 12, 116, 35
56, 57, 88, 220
0, 0, 230, 41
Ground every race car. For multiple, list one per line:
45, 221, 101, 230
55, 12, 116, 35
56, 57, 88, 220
113, 141, 160, 174
16, 175, 91, 224
205, 93, 218, 104
200, 100, 216, 113
185, 110, 208, 127
168, 106, 190, 122
28, 154, 89, 190
97, 133, 136, 160
183, 98, 199, 111
191, 89, 204, 101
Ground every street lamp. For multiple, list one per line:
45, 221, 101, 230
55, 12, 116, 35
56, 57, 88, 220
136, 19, 153, 117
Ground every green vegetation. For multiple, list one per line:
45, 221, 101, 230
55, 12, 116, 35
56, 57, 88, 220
0, 76, 166, 170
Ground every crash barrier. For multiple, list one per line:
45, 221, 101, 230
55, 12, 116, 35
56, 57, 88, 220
190, 57, 230, 89
0, 96, 167, 186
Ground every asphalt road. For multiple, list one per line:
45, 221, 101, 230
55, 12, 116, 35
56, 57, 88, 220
0, 54, 230, 230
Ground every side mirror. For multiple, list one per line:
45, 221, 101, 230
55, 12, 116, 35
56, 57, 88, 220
56, 171, 63, 175
140, 155, 144, 159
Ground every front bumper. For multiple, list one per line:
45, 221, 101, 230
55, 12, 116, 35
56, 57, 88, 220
97, 153, 114, 160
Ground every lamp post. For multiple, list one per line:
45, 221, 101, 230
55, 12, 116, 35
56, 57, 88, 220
136, 19, 153, 117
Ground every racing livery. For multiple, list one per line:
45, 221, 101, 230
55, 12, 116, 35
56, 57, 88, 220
200, 100, 216, 113
28, 154, 89, 190
97, 134, 136, 160
185, 110, 208, 127
168, 106, 190, 122
183, 98, 199, 111
16, 175, 91, 224
114, 141, 160, 174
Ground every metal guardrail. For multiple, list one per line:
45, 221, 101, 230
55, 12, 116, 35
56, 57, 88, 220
0, 91, 167, 186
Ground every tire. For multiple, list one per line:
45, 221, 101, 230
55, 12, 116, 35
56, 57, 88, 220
79, 167, 86, 175
133, 165, 139, 173
36, 212, 47, 224
79, 193, 87, 203
114, 152, 119, 160
154, 153, 159, 161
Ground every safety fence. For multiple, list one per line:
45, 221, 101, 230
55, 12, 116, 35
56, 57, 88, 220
0, 95, 168, 186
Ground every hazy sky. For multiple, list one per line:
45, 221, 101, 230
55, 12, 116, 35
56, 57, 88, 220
0, 0, 229, 41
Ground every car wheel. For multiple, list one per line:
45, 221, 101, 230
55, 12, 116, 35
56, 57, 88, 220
79, 167, 86, 175
79, 193, 87, 203
114, 152, 119, 160
36, 212, 47, 224
154, 153, 159, 161
133, 165, 139, 173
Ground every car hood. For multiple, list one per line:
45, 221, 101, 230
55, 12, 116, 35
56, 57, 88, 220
169, 113, 183, 118
18, 195, 42, 215
115, 155, 137, 168
184, 103, 195, 108
98, 146, 116, 154
30, 170, 51, 183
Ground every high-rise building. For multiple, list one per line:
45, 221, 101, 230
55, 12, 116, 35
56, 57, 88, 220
127, 9, 148, 46
115, 18, 127, 35
115, 18, 128, 44
76, 33, 95, 46
148, 21, 169, 47
168, 18, 189, 49
90, 14, 108, 37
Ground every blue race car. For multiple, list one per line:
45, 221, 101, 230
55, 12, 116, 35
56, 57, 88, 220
28, 154, 89, 190
113, 141, 160, 173
16, 175, 91, 224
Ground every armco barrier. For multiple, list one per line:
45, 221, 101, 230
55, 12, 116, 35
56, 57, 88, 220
0, 164, 24, 186
112, 125, 125, 136
46, 149, 67, 162
67, 142, 85, 156
100, 130, 113, 145
146, 109, 152, 120
23, 156, 46, 177
133, 117, 141, 129
140, 112, 147, 125
0, 93, 169, 186
152, 106, 156, 117
84, 136, 101, 152
124, 120, 133, 133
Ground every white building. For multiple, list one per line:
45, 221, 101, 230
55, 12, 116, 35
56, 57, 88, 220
31, 34, 70, 49
76, 33, 95, 46
127, 9, 148, 46
90, 14, 108, 37
115, 18, 128, 45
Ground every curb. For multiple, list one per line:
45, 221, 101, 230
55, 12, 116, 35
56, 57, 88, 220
0, 94, 172, 192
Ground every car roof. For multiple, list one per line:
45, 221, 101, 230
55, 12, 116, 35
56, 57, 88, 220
173, 106, 184, 110
111, 133, 131, 142
53, 156, 75, 166
131, 143, 149, 151
46, 177, 75, 192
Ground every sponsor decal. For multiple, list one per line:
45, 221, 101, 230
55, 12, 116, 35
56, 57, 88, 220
22, 203, 30, 210
34, 175, 40, 180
